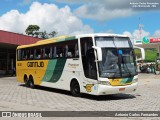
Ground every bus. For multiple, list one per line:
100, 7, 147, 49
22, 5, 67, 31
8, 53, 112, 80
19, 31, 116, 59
16, 33, 144, 96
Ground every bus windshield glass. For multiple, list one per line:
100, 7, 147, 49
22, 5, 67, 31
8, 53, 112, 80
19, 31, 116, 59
95, 37, 137, 78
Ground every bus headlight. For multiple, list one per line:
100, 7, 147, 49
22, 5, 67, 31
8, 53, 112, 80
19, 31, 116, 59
98, 81, 110, 85
132, 78, 138, 83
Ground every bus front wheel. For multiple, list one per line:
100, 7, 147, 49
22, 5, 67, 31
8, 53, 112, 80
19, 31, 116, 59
70, 80, 80, 97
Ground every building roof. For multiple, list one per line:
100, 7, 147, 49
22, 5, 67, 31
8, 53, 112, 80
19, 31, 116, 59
0, 30, 42, 45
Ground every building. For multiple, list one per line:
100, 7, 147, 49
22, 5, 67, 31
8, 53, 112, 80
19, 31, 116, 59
0, 30, 41, 75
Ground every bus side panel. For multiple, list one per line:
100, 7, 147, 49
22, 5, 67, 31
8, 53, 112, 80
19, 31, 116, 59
60, 59, 82, 91
41, 59, 66, 83
60, 59, 98, 95
16, 60, 49, 85
41, 59, 82, 91
41, 59, 57, 82
41, 59, 98, 95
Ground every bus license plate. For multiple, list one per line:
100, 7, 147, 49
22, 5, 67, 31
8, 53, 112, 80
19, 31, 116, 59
119, 88, 125, 91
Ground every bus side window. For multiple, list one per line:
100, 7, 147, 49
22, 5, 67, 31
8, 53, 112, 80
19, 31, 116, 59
68, 47, 75, 57
17, 49, 22, 60
30, 49, 34, 59
75, 43, 79, 57
22, 50, 25, 60
56, 46, 63, 57
50, 47, 52, 58
67, 40, 78, 58
34, 48, 41, 59
65, 45, 68, 57
22, 49, 28, 60
26, 50, 30, 59
52, 47, 56, 58
43, 47, 50, 59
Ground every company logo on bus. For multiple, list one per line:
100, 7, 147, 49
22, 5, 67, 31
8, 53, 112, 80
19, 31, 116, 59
84, 84, 94, 92
27, 62, 44, 67
68, 63, 79, 68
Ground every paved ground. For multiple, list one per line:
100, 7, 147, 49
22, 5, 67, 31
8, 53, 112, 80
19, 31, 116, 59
0, 73, 160, 120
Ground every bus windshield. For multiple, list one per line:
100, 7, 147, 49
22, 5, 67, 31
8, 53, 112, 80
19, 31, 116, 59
95, 37, 137, 78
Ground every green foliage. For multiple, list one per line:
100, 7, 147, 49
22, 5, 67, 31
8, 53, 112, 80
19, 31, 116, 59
49, 31, 57, 38
134, 48, 157, 62
25, 25, 57, 39
145, 48, 157, 62
134, 49, 141, 58
39, 31, 48, 39
25, 25, 40, 37
39, 31, 57, 39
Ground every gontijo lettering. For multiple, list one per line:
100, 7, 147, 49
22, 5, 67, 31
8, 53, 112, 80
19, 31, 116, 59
27, 62, 44, 67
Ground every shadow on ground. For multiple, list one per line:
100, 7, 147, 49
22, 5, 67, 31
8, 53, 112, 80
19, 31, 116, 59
19, 84, 136, 101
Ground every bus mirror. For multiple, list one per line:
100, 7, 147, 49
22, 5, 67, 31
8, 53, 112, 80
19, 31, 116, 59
92, 46, 102, 61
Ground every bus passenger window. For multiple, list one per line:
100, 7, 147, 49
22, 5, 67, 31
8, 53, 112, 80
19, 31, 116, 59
26, 50, 30, 59
56, 46, 63, 57
21, 49, 31, 60
75, 43, 79, 57
45, 47, 51, 58
17, 49, 22, 60
52, 47, 56, 58
35, 48, 42, 59
68, 45, 75, 57
49, 47, 52, 58
67, 52, 72, 57
22, 50, 25, 60
30, 54, 33, 59
65, 45, 68, 57
29, 49, 34, 59
44, 47, 51, 59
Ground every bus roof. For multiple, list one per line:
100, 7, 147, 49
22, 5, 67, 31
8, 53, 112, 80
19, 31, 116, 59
17, 36, 76, 49
17, 33, 129, 49
76, 33, 128, 38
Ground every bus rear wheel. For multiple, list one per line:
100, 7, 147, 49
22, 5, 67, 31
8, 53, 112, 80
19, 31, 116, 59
70, 81, 80, 97
29, 76, 35, 89
24, 76, 29, 87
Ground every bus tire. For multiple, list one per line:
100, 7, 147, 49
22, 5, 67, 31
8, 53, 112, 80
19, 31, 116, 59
29, 76, 35, 89
70, 80, 80, 97
24, 75, 29, 87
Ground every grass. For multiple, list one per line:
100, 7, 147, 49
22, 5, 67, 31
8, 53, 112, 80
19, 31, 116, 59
134, 48, 157, 62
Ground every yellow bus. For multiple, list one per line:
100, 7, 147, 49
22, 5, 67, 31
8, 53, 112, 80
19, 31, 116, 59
16, 33, 144, 96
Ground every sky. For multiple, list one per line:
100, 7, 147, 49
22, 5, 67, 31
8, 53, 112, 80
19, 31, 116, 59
0, 0, 160, 39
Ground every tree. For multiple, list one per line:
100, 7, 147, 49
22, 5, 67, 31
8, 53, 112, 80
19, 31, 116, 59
39, 31, 48, 39
39, 31, 57, 39
48, 31, 57, 38
25, 25, 40, 37
25, 25, 57, 39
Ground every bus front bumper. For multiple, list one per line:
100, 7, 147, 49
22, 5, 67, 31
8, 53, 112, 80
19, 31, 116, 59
97, 82, 138, 95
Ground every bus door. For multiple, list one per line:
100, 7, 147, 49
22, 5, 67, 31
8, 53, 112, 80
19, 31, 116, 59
80, 37, 97, 82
